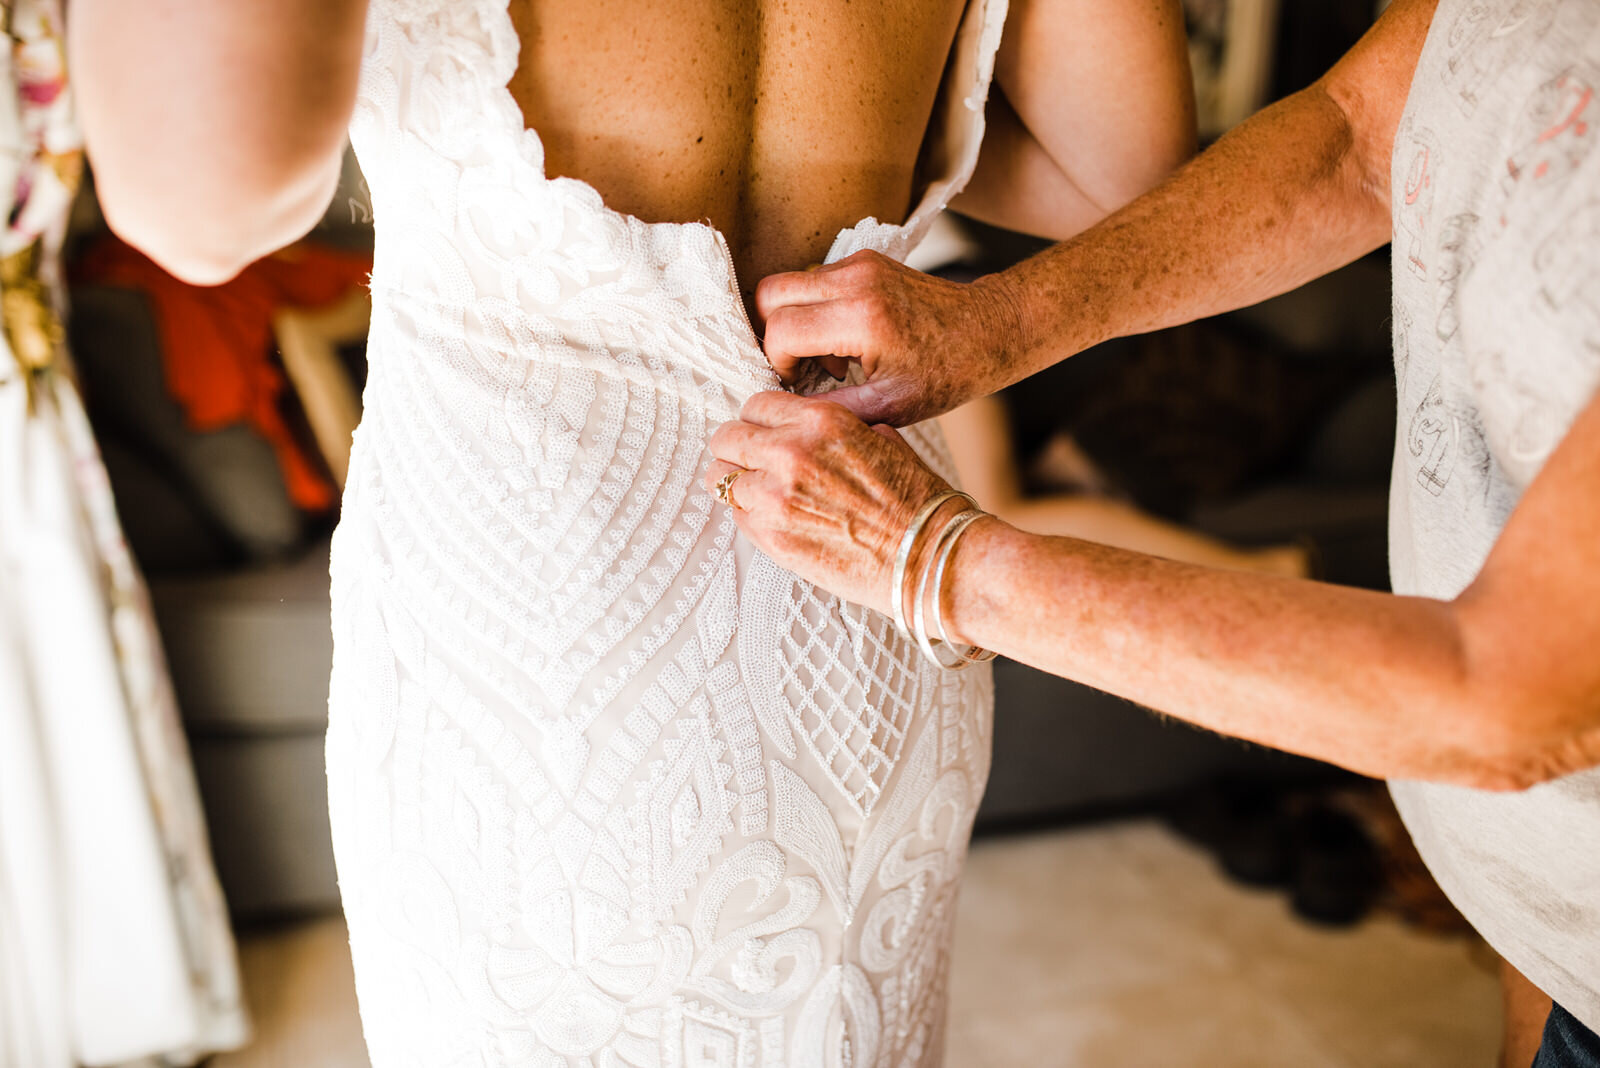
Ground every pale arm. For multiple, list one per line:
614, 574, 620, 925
70, 0, 369, 285
954, 0, 1197, 240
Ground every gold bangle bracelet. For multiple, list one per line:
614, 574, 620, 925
890, 489, 973, 640
932, 510, 997, 666
913, 508, 980, 669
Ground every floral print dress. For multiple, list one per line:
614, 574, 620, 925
0, 2, 248, 1063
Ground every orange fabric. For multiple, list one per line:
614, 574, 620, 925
74, 237, 372, 512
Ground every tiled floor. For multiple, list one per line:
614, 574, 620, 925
215, 820, 1500, 1067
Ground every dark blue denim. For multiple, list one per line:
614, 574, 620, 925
1534, 1004, 1600, 1068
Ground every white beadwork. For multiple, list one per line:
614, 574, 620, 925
327, 0, 1003, 1063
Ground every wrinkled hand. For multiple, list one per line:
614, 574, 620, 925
757, 249, 1025, 427
705, 390, 951, 614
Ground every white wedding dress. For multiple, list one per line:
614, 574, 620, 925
328, 1, 1005, 1064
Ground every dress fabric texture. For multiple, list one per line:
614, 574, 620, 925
329, 1, 1006, 1064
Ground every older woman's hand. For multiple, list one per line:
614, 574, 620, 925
756, 250, 1028, 428
704, 390, 952, 614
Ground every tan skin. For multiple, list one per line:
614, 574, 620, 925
506, 0, 966, 301
1502, 959, 1554, 1068
755, 0, 1409, 424
75, 0, 1191, 293
709, 0, 1600, 797
71, 0, 371, 285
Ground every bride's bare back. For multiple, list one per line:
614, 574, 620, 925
507, 0, 968, 286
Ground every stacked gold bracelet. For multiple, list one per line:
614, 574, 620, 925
890, 489, 995, 670
919, 508, 998, 669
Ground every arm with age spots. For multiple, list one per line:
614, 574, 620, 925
706, 392, 951, 613
939, 379, 1600, 791
757, 0, 1436, 426
706, 384, 1600, 793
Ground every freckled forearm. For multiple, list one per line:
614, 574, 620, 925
982, 81, 1391, 388
926, 284, 1600, 790
970, 0, 1455, 391
942, 518, 1515, 785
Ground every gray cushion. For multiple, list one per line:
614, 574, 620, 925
97, 432, 235, 572
189, 733, 339, 916
149, 538, 333, 734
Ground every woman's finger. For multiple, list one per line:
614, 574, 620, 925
753, 261, 845, 324
706, 418, 770, 468
702, 460, 775, 514
702, 402, 951, 614
763, 302, 859, 384
736, 389, 825, 428
702, 457, 742, 494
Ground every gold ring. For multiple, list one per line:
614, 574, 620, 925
714, 469, 746, 510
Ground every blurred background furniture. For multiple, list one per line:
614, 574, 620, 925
66, 158, 373, 917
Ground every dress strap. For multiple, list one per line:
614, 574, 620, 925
826, 0, 1010, 265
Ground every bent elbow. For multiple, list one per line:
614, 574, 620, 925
103, 205, 255, 286
1087, 128, 1198, 217
95, 158, 340, 287
1459, 760, 1561, 793
1451, 699, 1600, 792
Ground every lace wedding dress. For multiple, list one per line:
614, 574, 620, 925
328, 1, 1005, 1063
